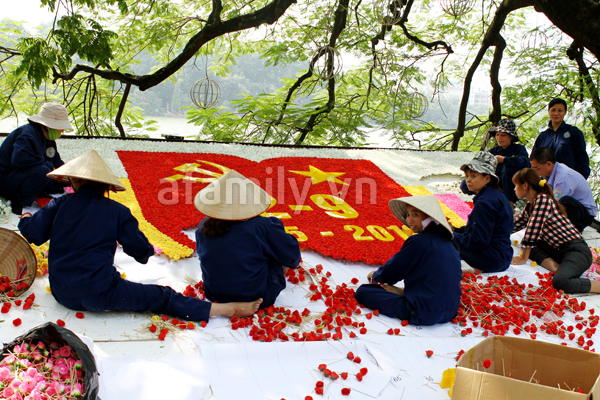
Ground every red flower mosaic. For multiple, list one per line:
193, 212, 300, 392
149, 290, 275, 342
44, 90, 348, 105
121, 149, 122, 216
117, 151, 412, 264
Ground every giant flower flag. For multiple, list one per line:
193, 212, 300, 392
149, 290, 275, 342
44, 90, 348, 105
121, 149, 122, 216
117, 151, 470, 264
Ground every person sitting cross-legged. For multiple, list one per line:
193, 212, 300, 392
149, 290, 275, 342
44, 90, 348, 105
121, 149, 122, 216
354, 195, 462, 326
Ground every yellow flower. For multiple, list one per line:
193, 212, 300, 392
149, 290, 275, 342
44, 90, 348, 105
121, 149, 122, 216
121, 272, 127, 279
112, 179, 194, 261
46, 286, 52, 293
152, 315, 159, 322
531, 261, 537, 267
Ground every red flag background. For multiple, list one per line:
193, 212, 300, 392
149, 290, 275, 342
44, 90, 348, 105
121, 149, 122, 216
117, 151, 415, 265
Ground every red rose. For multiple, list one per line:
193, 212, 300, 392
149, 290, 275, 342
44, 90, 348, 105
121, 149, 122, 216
12, 318, 22, 327
149, 324, 157, 333
353, 356, 361, 364
426, 350, 434, 358
341, 388, 351, 396
346, 352, 354, 360
482, 359, 492, 368
56, 319, 66, 327
75, 312, 85, 319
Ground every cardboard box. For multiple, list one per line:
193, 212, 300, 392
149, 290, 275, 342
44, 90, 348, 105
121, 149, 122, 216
452, 336, 600, 399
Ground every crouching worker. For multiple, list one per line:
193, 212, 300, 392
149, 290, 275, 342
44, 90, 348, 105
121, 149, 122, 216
194, 169, 302, 309
0, 102, 73, 215
511, 168, 599, 294
18, 150, 261, 322
354, 195, 462, 325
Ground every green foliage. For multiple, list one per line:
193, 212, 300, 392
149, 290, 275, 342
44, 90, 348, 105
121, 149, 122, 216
2, 0, 600, 151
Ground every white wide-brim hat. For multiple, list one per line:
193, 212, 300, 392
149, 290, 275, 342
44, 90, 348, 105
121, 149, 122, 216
47, 149, 125, 192
194, 169, 271, 220
388, 195, 453, 238
27, 102, 74, 131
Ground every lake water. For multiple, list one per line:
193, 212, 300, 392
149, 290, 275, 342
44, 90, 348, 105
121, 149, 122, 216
0, 115, 395, 147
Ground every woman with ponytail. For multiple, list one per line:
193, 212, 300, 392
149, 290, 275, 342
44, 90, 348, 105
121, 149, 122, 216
511, 168, 599, 294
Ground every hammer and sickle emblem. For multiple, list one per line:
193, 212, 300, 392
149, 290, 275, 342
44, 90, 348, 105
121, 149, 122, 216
162, 160, 230, 183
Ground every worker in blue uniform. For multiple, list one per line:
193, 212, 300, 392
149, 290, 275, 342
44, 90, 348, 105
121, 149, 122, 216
0, 102, 73, 215
460, 119, 529, 206
18, 150, 261, 322
453, 151, 514, 273
354, 195, 462, 326
532, 98, 590, 179
194, 169, 301, 308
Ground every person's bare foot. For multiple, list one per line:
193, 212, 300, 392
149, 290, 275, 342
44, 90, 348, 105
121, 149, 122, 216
210, 298, 263, 317
590, 280, 600, 294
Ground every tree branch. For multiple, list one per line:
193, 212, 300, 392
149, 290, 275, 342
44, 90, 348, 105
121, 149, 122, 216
115, 83, 131, 138
52, 0, 297, 91
451, 0, 533, 151
567, 41, 600, 146
294, 0, 349, 145
395, 0, 453, 54
532, 0, 600, 62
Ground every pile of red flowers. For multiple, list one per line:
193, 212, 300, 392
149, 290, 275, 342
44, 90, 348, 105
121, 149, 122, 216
457, 271, 596, 350
0, 276, 30, 298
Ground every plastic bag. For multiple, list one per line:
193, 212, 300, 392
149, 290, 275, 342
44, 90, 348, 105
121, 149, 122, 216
1, 322, 99, 400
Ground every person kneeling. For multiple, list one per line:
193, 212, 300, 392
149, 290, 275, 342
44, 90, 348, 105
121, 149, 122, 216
511, 168, 599, 294
354, 195, 462, 326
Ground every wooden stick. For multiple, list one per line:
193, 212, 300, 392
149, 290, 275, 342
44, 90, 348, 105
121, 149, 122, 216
529, 370, 537, 383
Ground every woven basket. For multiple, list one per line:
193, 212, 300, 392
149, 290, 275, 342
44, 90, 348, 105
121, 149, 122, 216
0, 227, 37, 297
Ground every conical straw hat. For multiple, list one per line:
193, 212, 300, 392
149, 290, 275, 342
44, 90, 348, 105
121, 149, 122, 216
0, 228, 37, 297
194, 169, 271, 220
388, 195, 453, 238
47, 149, 125, 192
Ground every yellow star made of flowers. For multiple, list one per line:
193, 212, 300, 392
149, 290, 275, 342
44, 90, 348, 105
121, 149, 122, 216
289, 165, 349, 185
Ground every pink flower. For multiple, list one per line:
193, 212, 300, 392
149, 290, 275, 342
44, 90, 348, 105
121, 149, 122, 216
29, 389, 43, 400
59, 346, 71, 358
71, 382, 83, 397
57, 364, 69, 375
0, 366, 11, 380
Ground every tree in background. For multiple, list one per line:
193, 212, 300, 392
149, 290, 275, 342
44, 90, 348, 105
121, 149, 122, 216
0, 0, 599, 151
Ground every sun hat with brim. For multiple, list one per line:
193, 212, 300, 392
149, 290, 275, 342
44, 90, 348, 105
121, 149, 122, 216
460, 151, 498, 179
389, 195, 453, 238
0, 228, 37, 297
194, 169, 271, 221
27, 102, 74, 131
489, 118, 518, 141
47, 149, 125, 192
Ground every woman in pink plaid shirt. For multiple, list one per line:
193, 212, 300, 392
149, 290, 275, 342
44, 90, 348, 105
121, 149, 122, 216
511, 168, 599, 294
